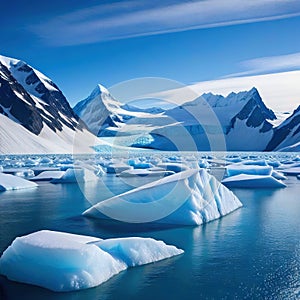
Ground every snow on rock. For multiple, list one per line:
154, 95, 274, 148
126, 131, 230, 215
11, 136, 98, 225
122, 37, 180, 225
0, 230, 183, 292
83, 169, 242, 225
0, 173, 38, 191
226, 164, 273, 177
222, 174, 286, 188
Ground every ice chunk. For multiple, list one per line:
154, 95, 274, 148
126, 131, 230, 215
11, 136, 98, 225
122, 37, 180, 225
39, 157, 53, 164
241, 160, 268, 166
0, 230, 183, 292
222, 174, 286, 188
226, 164, 273, 177
30, 170, 65, 181
106, 164, 133, 174
51, 168, 97, 183
118, 169, 174, 177
0, 173, 38, 191
157, 163, 189, 173
198, 159, 209, 168
280, 167, 300, 176
267, 160, 281, 168
83, 169, 242, 225
271, 170, 287, 180
97, 237, 182, 267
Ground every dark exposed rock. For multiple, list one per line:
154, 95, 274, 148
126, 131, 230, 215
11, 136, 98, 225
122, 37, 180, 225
266, 106, 300, 150
0, 56, 84, 136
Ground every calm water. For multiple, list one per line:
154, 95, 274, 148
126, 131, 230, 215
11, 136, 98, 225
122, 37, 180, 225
0, 153, 300, 300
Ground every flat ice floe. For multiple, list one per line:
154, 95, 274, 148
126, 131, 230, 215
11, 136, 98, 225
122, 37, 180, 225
222, 174, 286, 188
0, 230, 183, 292
0, 173, 38, 191
83, 169, 242, 225
30, 170, 65, 181
226, 164, 273, 177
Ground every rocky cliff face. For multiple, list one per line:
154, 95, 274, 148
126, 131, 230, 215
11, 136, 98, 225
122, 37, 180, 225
0, 55, 82, 135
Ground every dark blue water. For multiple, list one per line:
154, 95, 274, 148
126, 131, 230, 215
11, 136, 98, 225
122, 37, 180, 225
0, 161, 300, 299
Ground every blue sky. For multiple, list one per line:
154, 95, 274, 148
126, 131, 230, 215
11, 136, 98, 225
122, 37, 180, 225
1, 0, 300, 109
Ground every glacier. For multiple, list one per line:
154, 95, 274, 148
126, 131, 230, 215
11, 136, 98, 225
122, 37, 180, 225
0, 230, 183, 292
83, 169, 242, 225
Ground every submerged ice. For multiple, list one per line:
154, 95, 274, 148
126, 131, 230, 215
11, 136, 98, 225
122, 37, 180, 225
0, 230, 183, 292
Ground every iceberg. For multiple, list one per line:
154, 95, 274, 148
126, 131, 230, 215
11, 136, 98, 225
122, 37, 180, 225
280, 167, 300, 176
106, 164, 133, 174
30, 170, 65, 181
83, 169, 242, 225
50, 168, 98, 183
118, 169, 174, 177
157, 163, 189, 173
0, 173, 38, 191
226, 164, 273, 177
0, 230, 183, 292
222, 174, 286, 188
271, 170, 287, 180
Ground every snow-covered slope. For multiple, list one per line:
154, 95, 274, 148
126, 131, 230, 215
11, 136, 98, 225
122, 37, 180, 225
144, 88, 276, 151
74, 84, 172, 139
0, 54, 97, 154
74, 84, 280, 151
0, 55, 80, 133
266, 106, 300, 151
73, 84, 127, 136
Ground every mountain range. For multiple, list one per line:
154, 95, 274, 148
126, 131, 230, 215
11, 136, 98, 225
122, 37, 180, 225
0, 54, 299, 154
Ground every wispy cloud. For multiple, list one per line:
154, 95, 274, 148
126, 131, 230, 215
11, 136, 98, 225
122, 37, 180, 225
30, 0, 300, 46
225, 52, 300, 77
155, 70, 300, 113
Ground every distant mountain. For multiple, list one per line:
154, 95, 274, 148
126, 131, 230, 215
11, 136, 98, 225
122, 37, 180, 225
266, 105, 300, 151
73, 84, 129, 136
121, 104, 164, 114
74, 85, 286, 151
146, 88, 276, 151
0, 55, 94, 154
74, 84, 168, 138
1, 54, 296, 153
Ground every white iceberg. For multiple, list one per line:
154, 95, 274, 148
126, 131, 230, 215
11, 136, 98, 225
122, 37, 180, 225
271, 170, 287, 180
30, 170, 65, 181
0, 173, 38, 191
226, 164, 273, 177
0, 230, 183, 292
51, 168, 98, 184
106, 164, 133, 174
157, 162, 189, 173
83, 169, 242, 225
280, 167, 300, 176
118, 169, 174, 177
222, 174, 286, 188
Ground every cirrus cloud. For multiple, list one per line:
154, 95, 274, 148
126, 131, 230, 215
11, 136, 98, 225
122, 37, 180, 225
30, 0, 300, 46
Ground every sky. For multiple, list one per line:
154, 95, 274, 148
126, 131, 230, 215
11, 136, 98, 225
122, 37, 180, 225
1, 0, 300, 111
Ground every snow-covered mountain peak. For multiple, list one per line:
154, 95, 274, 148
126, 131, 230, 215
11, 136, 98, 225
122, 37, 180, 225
0, 55, 59, 97
0, 54, 81, 136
